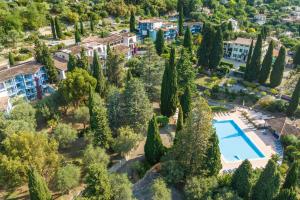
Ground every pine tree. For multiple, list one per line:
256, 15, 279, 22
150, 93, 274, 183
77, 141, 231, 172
77, 48, 89, 70
205, 131, 222, 176
209, 27, 224, 70
8, 52, 15, 66
244, 40, 254, 81
180, 86, 191, 121
54, 17, 62, 39
287, 78, 300, 116
50, 17, 56, 39
183, 26, 192, 52
44, 56, 58, 83
248, 34, 263, 81
144, 116, 165, 165
88, 88, 112, 149
34, 40, 44, 64
197, 24, 214, 68
67, 54, 76, 72
75, 23, 81, 44
282, 161, 299, 189
90, 17, 94, 32
130, 11, 135, 33
259, 41, 274, 84
80, 20, 84, 35
178, 5, 184, 36
275, 189, 298, 200
231, 159, 252, 199
270, 46, 286, 88
293, 45, 300, 67
251, 159, 280, 200
28, 168, 52, 200
176, 105, 184, 133
155, 29, 165, 56
92, 50, 106, 97
160, 48, 178, 117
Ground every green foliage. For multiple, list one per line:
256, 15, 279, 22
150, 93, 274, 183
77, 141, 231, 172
155, 29, 165, 56
77, 48, 89, 70
275, 189, 298, 200
293, 45, 300, 67
55, 17, 63, 39
130, 11, 135, 33
113, 126, 142, 156
80, 20, 84, 35
160, 48, 178, 117
209, 27, 224, 69
251, 159, 280, 200
204, 130, 222, 176
92, 50, 106, 97
83, 145, 109, 170
67, 54, 77, 72
9, 101, 36, 127
176, 105, 184, 134
231, 159, 252, 199
247, 34, 263, 82
270, 46, 286, 88
106, 50, 125, 87
74, 106, 90, 129
244, 40, 254, 81
50, 17, 56, 39
75, 23, 81, 44
183, 26, 192, 51
185, 176, 218, 200
55, 164, 81, 193
53, 123, 77, 148
259, 41, 274, 84
109, 173, 134, 200
178, 6, 184, 36
8, 52, 15, 66
0, 132, 59, 189
151, 178, 171, 200
144, 116, 165, 165
28, 168, 52, 200
287, 77, 300, 116
156, 115, 169, 127
197, 24, 214, 68
282, 161, 299, 189
180, 86, 192, 121
176, 49, 195, 92
83, 164, 112, 200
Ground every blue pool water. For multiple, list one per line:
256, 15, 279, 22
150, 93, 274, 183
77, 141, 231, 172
213, 120, 265, 162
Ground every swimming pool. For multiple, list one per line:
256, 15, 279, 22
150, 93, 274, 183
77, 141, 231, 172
213, 120, 265, 162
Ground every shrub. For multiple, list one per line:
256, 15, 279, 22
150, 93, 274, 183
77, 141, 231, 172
156, 116, 169, 127
219, 61, 234, 68
83, 145, 109, 169
53, 123, 77, 148
266, 100, 287, 113
185, 176, 218, 200
239, 65, 246, 72
55, 164, 81, 193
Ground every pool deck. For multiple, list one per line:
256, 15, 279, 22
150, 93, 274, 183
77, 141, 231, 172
214, 110, 278, 171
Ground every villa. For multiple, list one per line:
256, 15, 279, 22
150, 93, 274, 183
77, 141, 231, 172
138, 18, 164, 38
0, 61, 49, 101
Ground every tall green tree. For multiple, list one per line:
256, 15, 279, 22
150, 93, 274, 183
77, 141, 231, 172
151, 178, 171, 200
67, 54, 76, 72
77, 48, 89, 70
251, 159, 280, 200
293, 45, 300, 67
54, 17, 62, 39
287, 78, 300, 116
282, 161, 299, 189
270, 46, 286, 88
197, 24, 214, 68
155, 29, 165, 56
50, 17, 56, 39
8, 52, 15, 66
75, 23, 81, 44
176, 49, 195, 92
144, 116, 165, 165
183, 26, 192, 51
180, 86, 191, 121
88, 88, 112, 149
160, 48, 178, 117
34, 40, 44, 64
209, 27, 223, 70
259, 41, 274, 84
176, 105, 184, 134
204, 131, 221, 176
275, 189, 298, 200
231, 159, 252, 199
80, 20, 84, 35
92, 51, 106, 97
106, 49, 125, 87
129, 11, 135, 33
244, 40, 254, 81
248, 34, 263, 81
90, 17, 94, 32
44, 53, 58, 83
178, 5, 184, 36
28, 168, 52, 200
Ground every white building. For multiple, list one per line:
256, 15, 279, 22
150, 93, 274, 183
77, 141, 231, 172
228, 18, 239, 31
254, 14, 266, 25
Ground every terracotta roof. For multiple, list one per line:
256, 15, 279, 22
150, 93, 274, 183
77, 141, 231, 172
53, 56, 68, 71
229, 37, 254, 46
83, 34, 123, 45
138, 18, 163, 23
0, 96, 9, 111
0, 61, 43, 82
113, 45, 130, 55
265, 117, 300, 137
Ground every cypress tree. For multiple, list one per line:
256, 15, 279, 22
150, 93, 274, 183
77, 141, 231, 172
50, 17, 56, 39
67, 54, 76, 72
275, 189, 297, 200
178, 5, 184, 36
160, 48, 178, 117
248, 34, 263, 81
77, 48, 89, 70
176, 105, 184, 133
293, 45, 300, 67
180, 86, 191, 121
282, 161, 299, 189
259, 41, 274, 84
126, 69, 132, 82
88, 88, 112, 149
90, 17, 94, 32
197, 24, 214, 68
92, 50, 106, 97
183, 26, 192, 52
155, 29, 165, 56
80, 20, 84, 35
54, 17, 62, 39
75, 23, 81, 44
251, 159, 280, 200
231, 159, 252, 199
28, 168, 52, 200
8, 52, 15, 66
205, 130, 222, 176
270, 46, 286, 88
287, 78, 300, 116
34, 40, 44, 64
130, 11, 135, 33
44, 56, 58, 83
209, 27, 224, 70
144, 116, 165, 165
244, 40, 254, 81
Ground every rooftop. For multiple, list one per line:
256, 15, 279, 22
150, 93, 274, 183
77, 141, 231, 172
265, 117, 300, 137
53, 56, 68, 71
227, 37, 255, 46
138, 18, 163, 23
0, 61, 43, 82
